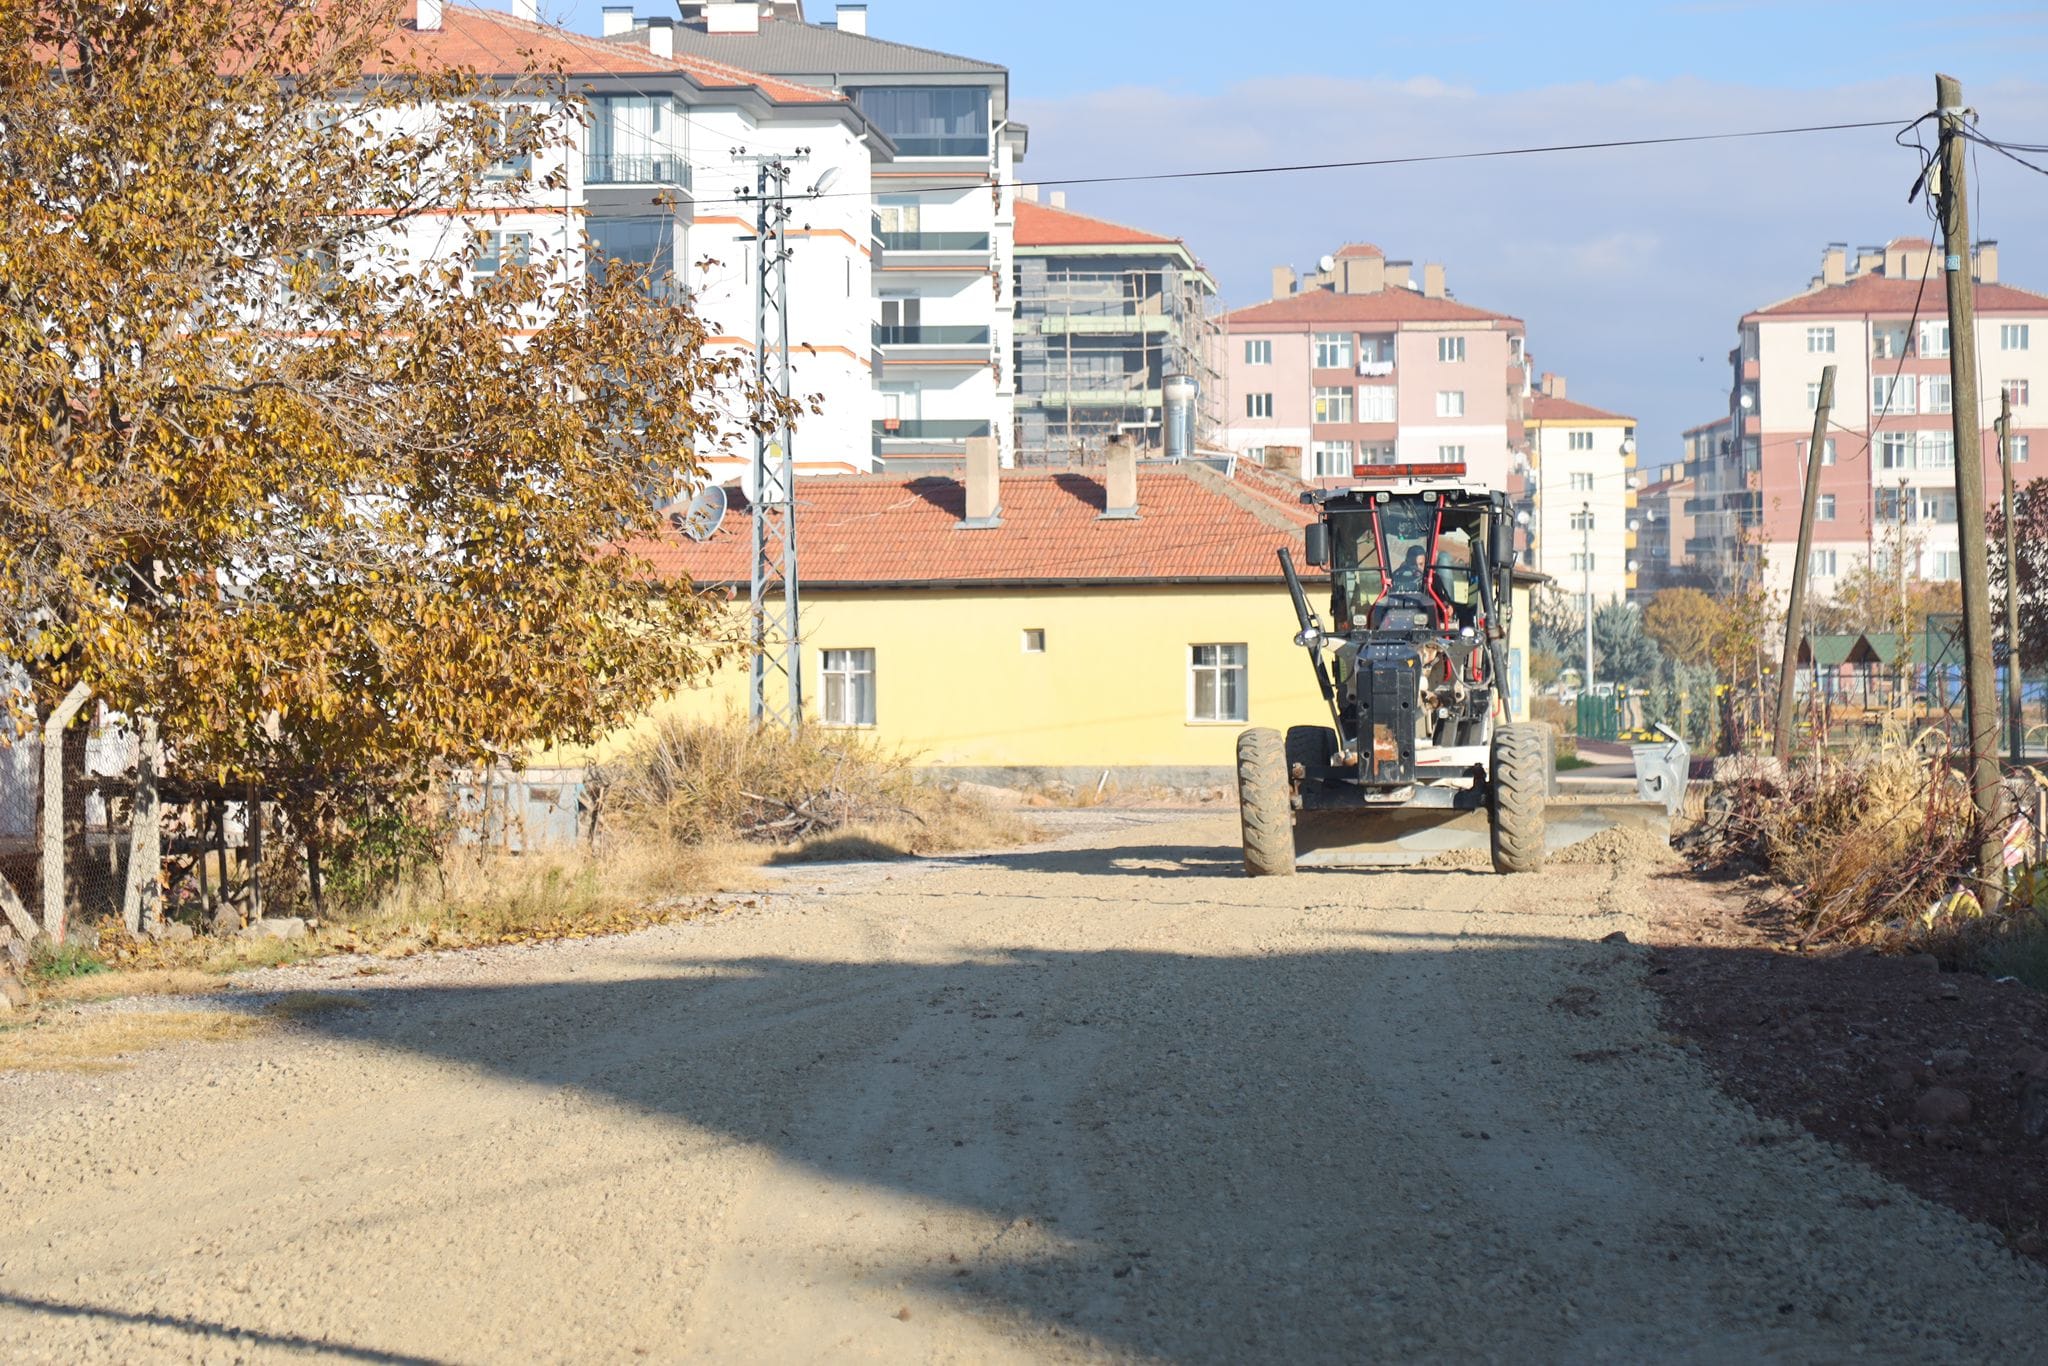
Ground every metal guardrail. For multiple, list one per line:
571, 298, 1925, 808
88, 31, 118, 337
585, 154, 691, 188
873, 419, 993, 439
877, 231, 990, 252
877, 325, 991, 346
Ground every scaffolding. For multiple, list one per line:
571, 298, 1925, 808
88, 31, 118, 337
1013, 256, 1220, 466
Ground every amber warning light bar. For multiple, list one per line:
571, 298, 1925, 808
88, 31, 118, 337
1349, 461, 1469, 480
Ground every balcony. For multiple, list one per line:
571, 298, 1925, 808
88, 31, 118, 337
877, 325, 990, 346
585, 154, 691, 189
878, 231, 990, 252
1356, 360, 1395, 378
875, 418, 993, 450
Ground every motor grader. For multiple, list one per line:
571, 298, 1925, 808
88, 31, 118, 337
1235, 462, 1555, 876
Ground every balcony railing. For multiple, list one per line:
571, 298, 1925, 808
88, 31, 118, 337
877, 231, 990, 252
877, 325, 991, 346
585, 154, 691, 188
874, 418, 993, 440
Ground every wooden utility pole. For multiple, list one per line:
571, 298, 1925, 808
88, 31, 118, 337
1775, 365, 1835, 761
1999, 392, 2022, 766
1935, 74, 2008, 908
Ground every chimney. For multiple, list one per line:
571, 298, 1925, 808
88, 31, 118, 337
1270, 265, 1295, 300
1048, 189, 1066, 210
706, 2, 761, 34
1976, 239, 1999, 284
1018, 183, 1039, 203
1340, 255, 1383, 295
601, 5, 635, 37
959, 436, 1001, 529
645, 16, 674, 57
1821, 242, 1847, 286
1099, 436, 1139, 520
1539, 372, 1565, 400
1422, 262, 1446, 299
510, 0, 538, 20
415, 0, 441, 31
836, 3, 868, 34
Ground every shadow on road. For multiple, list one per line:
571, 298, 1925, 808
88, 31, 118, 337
0, 1290, 446, 1364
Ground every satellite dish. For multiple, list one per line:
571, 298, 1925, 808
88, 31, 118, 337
673, 484, 728, 541
1317, 254, 1336, 273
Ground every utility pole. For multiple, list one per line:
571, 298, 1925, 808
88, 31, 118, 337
1581, 500, 1594, 692
1934, 74, 2008, 907
1775, 364, 1835, 762
737, 149, 807, 731
1999, 390, 2022, 765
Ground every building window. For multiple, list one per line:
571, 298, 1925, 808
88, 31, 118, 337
1920, 431, 1955, 469
588, 216, 676, 295
1817, 493, 1837, 521
1359, 442, 1396, 466
1872, 373, 1916, 415
821, 648, 876, 726
1873, 326, 1906, 359
2001, 323, 2030, 351
1796, 437, 1838, 466
1922, 374, 1953, 414
1569, 471, 1594, 491
1569, 552, 1597, 572
1190, 644, 1248, 723
1313, 333, 1353, 368
2003, 378, 2030, 408
1357, 384, 1396, 422
1878, 432, 1914, 470
1877, 486, 1918, 524
1244, 339, 1272, 366
1567, 430, 1593, 451
1021, 629, 1045, 653
474, 229, 531, 277
1931, 550, 1961, 581
1313, 386, 1353, 423
1245, 392, 1274, 419
1311, 441, 1353, 477
1435, 390, 1465, 417
1437, 444, 1466, 462
1438, 335, 1466, 363
1570, 508, 1595, 532
1244, 445, 1266, 463
2012, 434, 2031, 463
1806, 326, 1836, 353
848, 86, 988, 156
1920, 489, 1959, 524
1918, 320, 1950, 357
1805, 381, 1823, 411
1809, 549, 1838, 576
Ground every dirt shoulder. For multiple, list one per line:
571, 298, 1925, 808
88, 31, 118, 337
1644, 870, 2048, 1261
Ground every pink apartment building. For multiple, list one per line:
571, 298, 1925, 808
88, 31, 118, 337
1219, 244, 1528, 488
1735, 237, 2047, 598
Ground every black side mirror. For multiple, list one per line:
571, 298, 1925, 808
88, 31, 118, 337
1303, 523, 1329, 567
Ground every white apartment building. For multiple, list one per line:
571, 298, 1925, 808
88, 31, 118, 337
1522, 377, 1638, 606
1735, 237, 2048, 600
666, 1, 1027, 469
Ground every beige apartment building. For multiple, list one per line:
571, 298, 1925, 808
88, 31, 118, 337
1219, 244, 1528, 488
1522, 377, 1638, 606
1732, 237, 2047, 599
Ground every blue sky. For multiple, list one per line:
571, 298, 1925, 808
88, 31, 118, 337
531, 1, 2048, 452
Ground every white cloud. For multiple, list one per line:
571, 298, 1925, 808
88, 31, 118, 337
1018, 74, 2048, 451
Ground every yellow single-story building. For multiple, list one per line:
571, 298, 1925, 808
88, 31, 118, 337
610, 449, 1535, 785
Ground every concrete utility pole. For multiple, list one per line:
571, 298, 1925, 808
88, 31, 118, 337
1775, 364, 1835, 762
1934, 74, 2009, 907
1999, 391, 2022, 765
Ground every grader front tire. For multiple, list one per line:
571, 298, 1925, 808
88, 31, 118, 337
1236, 727, 1296, 877
1489, 723, 1549, 874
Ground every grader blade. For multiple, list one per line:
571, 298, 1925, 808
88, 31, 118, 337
1293, 797, 1672, 868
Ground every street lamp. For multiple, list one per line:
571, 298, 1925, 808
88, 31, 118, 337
1582, 499, 1594, 691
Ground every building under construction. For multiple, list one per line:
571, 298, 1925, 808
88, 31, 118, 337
1012, 192, 1219, 465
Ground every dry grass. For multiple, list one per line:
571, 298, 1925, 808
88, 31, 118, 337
0, 1010, 268, 1073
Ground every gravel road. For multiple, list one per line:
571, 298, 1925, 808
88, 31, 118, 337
3, 810, 2043, 1363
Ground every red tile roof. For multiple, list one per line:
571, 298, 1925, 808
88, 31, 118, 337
1748, 272, 2048, 319
1226, 289, 1519, 329
372, 5, 841, 104
1528, 394, 1633, 423
1335, 243, 1384, 259
1887, 236, 1932, 250
1014, 199, 1179, 248
633, 468, 1315, 587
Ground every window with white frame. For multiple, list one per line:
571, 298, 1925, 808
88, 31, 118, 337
1189, 644, 1248, 722
1246, 392, 1273, 419
1568, 430, 1593, 451
1569, 471, 1594, 491
475, 229, 531, 276
1311, 441, 1353, 477
1817, 493, 1837, 521
1879, 432, 1914, 469
1312, 386, 1353, 423
1809, 548, 1838, 576
821, 648, 876, 726
1874, 326, 1906, 359
1920, 431, 1955, 469
2001, 323, 2030, 351
2003, 378, 2030, 408
1569, 552, 1597, 571
1313, 333, 1353, 368
1806, 326, 1836, 353
1244, 338, 1272, 365
1796, 437, 1838, 466
1918, 320, 1950, 357
1921, 374, 1953, 413
1877, 486, 1918, 523
1805, 381, 1823, 411
2012, 434, 2031, 463
1920, 489, 1958, 523
1437, 444, 1466, 462
1872, 373, 1916, 414
1243, 445, 1266, 463
1570, 508, 1595, 532
1356, 384, 1396, 422
1435, 390, 1465, 417
1438, 335, 1466, 363
1931, 550, 1961, 581
1359, 442, 1396, 466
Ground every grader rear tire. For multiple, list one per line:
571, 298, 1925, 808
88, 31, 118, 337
1236, 727, 1296, 877
1489, 723, 1549, 874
